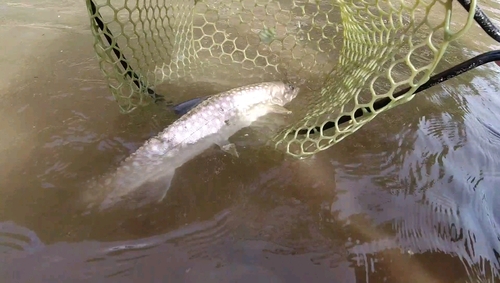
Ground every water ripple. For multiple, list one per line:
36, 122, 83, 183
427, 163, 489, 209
0, 221, 44, 254
325, 72, 500, 281
478, 118, 500, 146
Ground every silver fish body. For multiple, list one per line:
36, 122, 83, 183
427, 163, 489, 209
90, 81, 299, 210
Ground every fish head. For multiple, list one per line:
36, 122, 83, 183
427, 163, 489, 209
270, 82, 299, 106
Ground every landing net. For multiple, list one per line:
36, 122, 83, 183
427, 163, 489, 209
86, 0, 476, 157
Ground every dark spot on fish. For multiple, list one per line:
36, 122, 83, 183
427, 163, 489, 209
224, 120, 230, 125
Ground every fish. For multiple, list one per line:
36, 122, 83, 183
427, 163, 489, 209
90, 81, 299, 210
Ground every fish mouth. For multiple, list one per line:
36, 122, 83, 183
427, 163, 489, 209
285, 88, 300, 103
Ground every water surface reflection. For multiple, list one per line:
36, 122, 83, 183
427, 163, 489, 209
1, 1, 500, 282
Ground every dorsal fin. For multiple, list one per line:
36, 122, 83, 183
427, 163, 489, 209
172, 96, 209, 116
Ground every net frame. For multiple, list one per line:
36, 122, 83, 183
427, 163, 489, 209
85, 0, 481, 158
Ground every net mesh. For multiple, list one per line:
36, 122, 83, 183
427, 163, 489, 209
86, 0, 476, 158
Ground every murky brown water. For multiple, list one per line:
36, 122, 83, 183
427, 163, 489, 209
1, 0, 500, 282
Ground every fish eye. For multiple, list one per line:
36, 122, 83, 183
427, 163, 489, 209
287, 84, 295, 90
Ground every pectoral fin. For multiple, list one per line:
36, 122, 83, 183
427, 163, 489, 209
252, 107, 293, 130
221, 143, 240, 158
215, 141, 240, 158
266, 105, 292, 115
158, 172, 174, 202
130, 170, 176, 206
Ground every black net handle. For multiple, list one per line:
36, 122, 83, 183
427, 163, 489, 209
458, 0, 500, 43
296, 50, 500, 135
294, 0, 500, 136
87, 0, 163, 103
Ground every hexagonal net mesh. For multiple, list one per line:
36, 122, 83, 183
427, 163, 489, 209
86, 0, 477, 158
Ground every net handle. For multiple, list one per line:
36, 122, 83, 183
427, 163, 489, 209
293, 0, 500, 136
458, 0, 500, 43
87, 0, 164, 103
294, 50, 500, 136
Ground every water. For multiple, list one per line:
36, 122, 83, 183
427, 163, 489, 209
1, 0, 500, 282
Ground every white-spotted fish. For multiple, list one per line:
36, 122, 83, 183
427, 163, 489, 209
87, 82, 299, 210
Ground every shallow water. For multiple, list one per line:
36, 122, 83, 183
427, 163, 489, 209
1, 0, 500, 282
